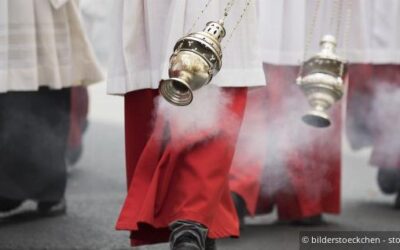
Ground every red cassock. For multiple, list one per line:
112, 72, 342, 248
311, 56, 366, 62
347, 64, 400, 169
121, 88, 247, 246
230, 64, 341, 220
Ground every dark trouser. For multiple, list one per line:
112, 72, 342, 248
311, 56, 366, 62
0, 87, 71, 202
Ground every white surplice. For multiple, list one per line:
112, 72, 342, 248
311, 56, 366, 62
0, 0, 103, 93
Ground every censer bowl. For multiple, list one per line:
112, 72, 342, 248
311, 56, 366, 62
159, 20, 225, 106
159, 51, 211, 106
299, 73, 342, 128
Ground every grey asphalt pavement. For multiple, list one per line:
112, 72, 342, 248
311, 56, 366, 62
0, 85, 399, 249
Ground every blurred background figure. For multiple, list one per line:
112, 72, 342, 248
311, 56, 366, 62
0, 0, 103, 215
343, 0, 400, 209
230, 0, 400, 228
347, 65, 400, 207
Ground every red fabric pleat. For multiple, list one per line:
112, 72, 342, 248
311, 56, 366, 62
124, 89, 159, 187
121, 88, 247, 246
229, 88, 269, 215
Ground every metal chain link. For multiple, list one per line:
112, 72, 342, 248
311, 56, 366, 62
187, 0, 214, 33
303, 0, 322, 61
329, 0, 339, 36
298, 0, 321, 78
223, 0, 236, 20
222, 0, 253, 50
329, 0, 335, 33
335, 0, 344, 41
298, 0, 350, 78
343, 0, 353, 58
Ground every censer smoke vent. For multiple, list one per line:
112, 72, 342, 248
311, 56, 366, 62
302, 112, 331, 128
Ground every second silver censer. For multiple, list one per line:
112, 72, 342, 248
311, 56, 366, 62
297, 0, 350, 127
296, 34, 347, 127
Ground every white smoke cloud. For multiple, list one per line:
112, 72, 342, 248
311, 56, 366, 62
153, 85, 240, 147
149, 66, 400, 214
153, 80, 342, 203
231, 86, 340, 200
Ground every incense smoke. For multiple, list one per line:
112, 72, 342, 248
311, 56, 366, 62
152, 65, 400, 205
154, 85, 240, 147
155, 66, 340, 203
231, 85, 338, 200
153, 65, 340, 202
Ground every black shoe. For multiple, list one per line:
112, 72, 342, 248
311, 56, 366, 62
0, 197, 23, 213
37, 198, 66, 216
205, 238, 217, 250
231, 192, 247, 229
394, 193, 400, 209
291, 215, 324, 226
170, 220, 208, 250
377, 168, 400, 194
